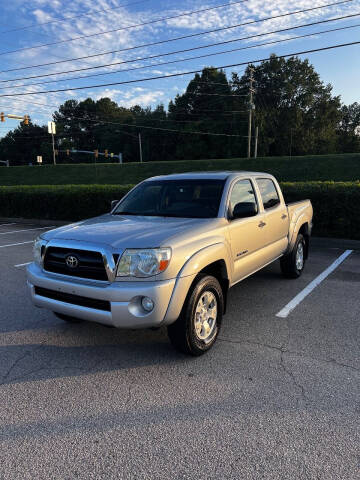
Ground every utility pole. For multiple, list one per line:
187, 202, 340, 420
138, 132, 143, 163
51, 133, 56, 165
247, 67, 255, 158
254, 126, 259, 159
48, 122, 56, 165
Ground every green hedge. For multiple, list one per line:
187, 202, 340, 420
1, 153, 360, 186
281, 181, 360, 239
0, 185, 134, 221
1, 181, 359, 239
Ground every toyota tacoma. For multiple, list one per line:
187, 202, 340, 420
27, 172, 313, 355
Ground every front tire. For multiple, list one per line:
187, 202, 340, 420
280, 233, 306, 279
167, 275, 223, 356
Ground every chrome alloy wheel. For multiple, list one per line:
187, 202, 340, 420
296, 242, 304, 270
194, 291, 218, 344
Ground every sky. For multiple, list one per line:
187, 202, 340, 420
0, 0, 359, 137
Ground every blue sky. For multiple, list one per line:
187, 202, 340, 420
0, 0, 359, 137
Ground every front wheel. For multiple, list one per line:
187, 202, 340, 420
280, 233, 306, 279
167, 275, 223, 356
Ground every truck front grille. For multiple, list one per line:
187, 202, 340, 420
34, 286, 111, 312
43, 247, 108, 281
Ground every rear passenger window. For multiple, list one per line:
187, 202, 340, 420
229, 179, 257, 212
257, 179, 280, 209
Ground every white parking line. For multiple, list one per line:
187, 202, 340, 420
276, 249, 353, 318
0, 241, 34, 248
0, 226, 55, 235
15, 262, 32, 268
0, 222, 17, 227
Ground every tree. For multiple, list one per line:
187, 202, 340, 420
232, 55, 342, 156
168, 67, 240, 159
1, 62, 358, 165
0, 119, 48, 166
337, 102, 360, 152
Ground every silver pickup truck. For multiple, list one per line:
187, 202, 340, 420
27, 172, 313, 355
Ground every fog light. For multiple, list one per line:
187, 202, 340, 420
141, 296, 154, 312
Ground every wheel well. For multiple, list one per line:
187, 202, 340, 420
198, 260, 230, 314
299, 223, 310, 259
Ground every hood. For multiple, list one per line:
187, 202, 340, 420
42, 214, 212, 250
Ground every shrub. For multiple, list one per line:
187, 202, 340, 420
1, 181, 359, 239
0, 185, 134, 221
281, 181, 360, 239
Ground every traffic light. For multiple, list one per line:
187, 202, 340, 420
0, 112, 4, 122
105, 149, 108, 158
66, 149, 70, 156
23, 115, 29, 125
94, 149, 99, 159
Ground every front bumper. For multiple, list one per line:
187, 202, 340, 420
27, 263, 177, 329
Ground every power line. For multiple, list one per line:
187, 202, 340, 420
0, 0, 150, 34
0, 118, 248, 139
0, 9, 335, 74
1, 18, 359, 91
1, 39, 359, 98
0, 0, 351, 58
3, 9, 358, 75
0, 0, 250, 57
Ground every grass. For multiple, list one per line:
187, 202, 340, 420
1, 153, 359, 186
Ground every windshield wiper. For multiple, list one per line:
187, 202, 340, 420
113, 212, 208, 218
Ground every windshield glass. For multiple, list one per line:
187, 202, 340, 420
113, 179, 225, 218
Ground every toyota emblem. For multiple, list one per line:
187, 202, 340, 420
65, 255, 79, 269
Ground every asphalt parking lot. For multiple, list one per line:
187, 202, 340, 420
0, 222, 359, 480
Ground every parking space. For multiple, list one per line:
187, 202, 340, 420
0, 224, 359, 479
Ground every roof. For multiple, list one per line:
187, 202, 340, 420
146, 171, 273, 181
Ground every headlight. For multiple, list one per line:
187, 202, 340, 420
116, 248, 171, 278
33, 237, 48, 266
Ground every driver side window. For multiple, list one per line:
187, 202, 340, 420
229, 179, 258, 215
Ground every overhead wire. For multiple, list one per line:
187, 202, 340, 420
1, 17, 359, 91
0, 0, 352, 58
0, 0, 151, 34
0, 0, 251, 56
2, 9, 358, 75
1, 40, 359, 98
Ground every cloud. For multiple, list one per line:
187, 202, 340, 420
0, 0, 357, 128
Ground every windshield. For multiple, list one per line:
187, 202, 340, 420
113, 179, 225, 218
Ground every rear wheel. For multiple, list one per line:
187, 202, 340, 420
167, 275, 223, 356
280, 233, 306, 279
53, 312, 83, 323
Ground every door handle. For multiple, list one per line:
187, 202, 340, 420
281, 214, 287, 220
258, 221, 266, 228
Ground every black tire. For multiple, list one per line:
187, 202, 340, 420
53, 312, 83, 323
167, 275, 224, 356
280, 233, 306, 279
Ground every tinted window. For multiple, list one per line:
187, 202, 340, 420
229, 179, 257, 213
257, 179, 280, 209
113, 179, 225, 218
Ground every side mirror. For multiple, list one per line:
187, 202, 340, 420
111, 200, 119, 211
232, 202, 258, 220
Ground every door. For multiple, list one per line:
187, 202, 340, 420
227, 179, 268, 284
256, 178, 289, 259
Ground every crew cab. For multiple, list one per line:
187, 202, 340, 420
27, 172, 313, 355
